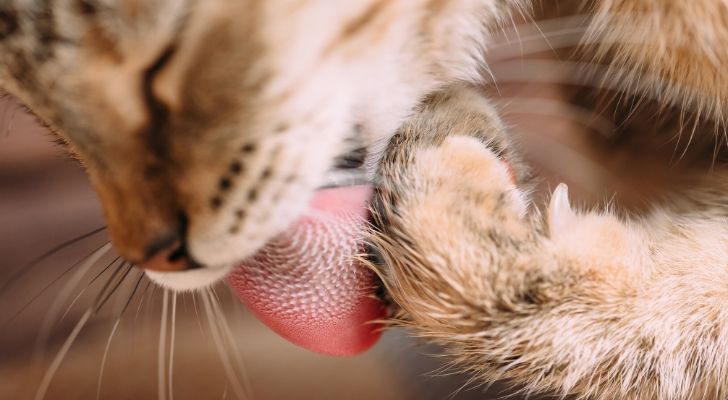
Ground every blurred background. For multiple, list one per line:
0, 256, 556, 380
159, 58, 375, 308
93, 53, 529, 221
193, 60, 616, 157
0, 12, 712, 400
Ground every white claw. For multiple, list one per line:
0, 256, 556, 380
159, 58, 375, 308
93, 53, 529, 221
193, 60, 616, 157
548, 183, 576, 238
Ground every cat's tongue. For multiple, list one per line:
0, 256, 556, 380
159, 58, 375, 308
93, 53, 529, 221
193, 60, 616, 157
227, 185, 385, 356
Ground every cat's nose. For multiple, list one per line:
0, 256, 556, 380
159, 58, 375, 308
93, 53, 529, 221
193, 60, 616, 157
138, 237, 200, 272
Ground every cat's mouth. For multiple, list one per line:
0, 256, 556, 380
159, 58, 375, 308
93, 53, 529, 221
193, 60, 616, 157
146, 144, 386, 356
227, 183, 385, 356
221, 144, 387, 356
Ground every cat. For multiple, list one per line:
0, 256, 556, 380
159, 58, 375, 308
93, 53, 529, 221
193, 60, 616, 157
1, 0, 727, 399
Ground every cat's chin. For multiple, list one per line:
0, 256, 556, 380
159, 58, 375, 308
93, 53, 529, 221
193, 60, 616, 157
145, 265, 233, 292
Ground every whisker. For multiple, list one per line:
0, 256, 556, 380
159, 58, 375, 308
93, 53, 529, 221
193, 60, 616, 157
93, 263, 134, 314
516, 1, 557, 56
96, 272, 145, 400
201, 288, 246, 400
502, 7, 525, 63
59, 257, 122, 323
0, 226, 106, 293
676, 108, 703, 163
95, 312, 124, 399
0, 242, 110, 330
191, 291, 206, 337
488, 25, 589, 61
168, 291, 177, 400
486, 21, 663, 64
210, 287, 253, 398
134, 280, 153, 324
486, 59, 684, 108
495, 96, 615, 138
34, 309, 93, 400
491, 14, 591, 43
34, 243, 113, 358
224, 287, 248, 335
158, 289, 169, 400
147, 285, 160, 319
182, 292, 188, 313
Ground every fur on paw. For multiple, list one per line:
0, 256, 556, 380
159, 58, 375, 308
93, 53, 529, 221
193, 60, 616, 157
375, 134, 535, 259
547, 183, 647, 271
412, 135, 529, 220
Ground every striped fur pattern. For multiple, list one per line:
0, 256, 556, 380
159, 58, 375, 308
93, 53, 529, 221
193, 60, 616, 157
0, 0, 519, 288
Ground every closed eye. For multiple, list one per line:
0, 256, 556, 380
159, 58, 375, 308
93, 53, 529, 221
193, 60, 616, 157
142, 45, 177, 114
140, 45, 177, 151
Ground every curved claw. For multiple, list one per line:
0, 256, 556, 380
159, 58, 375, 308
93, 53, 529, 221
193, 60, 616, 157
548, 183, 576, 238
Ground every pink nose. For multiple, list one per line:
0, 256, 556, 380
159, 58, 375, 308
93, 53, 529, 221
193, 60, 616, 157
138, 240, 196, 272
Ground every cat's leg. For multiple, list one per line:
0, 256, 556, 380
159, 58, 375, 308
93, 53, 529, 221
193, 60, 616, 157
370, 84, 728, 400
584, 0, 728, 121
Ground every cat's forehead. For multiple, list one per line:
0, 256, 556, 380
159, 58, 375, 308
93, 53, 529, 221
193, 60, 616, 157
2, 0, 187, 41
0, 1, 174, 95
0, 0, 403, 112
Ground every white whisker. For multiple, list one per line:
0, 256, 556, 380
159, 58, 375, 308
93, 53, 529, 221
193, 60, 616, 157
495, 96, 615, 138
486, 59, 684, 109
60, 257, 121, 323
34, 309, 93, 400
201, 288, 246, 400
134, 281, 152, 324
96, 273, 145, 400
34, 243, 112, 359
158, 289, 169, 400
191, 292, 206, 337
96, 317, 122, 400
168, 292, 177, 400
491, 14, 592, 44
210, 288, 253, 397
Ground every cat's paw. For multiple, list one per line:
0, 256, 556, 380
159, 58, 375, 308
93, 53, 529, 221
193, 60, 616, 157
415, 135, 528, 217
546, 182, 646, 271
375, 134, 534, 255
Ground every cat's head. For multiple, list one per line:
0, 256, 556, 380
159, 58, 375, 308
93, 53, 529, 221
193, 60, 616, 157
0, 0, 495, 289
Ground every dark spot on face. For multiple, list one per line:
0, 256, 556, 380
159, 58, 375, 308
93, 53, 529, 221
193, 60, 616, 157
241, 143, 256, 154
77, 0, 98, 15
285, 175, 297, 183
0, 8, 19, 39
228, 225, 240, 235
219, 178, 232, 191
261, 167, 273, 180
247, 189, 258, 202
230, 161, 243, 174
32, 7, 61, 62
235, 209, 246, 220
274, 123, 289, 133
353, 123, 364, 136
211, 197, 223, 210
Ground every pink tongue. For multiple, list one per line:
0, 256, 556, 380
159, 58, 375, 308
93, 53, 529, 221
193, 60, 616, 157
227, 185, 385, 356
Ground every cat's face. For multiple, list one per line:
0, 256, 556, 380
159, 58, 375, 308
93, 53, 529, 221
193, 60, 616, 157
0, 0, 494, 289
